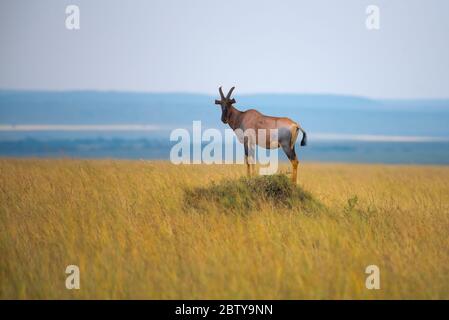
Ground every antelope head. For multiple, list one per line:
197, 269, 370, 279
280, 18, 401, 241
215, 86, 236, 124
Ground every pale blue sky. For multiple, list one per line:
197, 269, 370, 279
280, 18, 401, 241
0, 0, 448, 98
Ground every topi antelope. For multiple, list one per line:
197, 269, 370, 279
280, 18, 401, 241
215, 86, 307, 184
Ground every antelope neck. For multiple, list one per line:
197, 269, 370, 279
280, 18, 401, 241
226, 105, 242, 131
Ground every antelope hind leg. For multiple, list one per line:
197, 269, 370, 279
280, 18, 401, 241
291, 159, 298, 184
281, 142, 298, 184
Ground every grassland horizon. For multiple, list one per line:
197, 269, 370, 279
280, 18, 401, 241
1, 159, 448, 299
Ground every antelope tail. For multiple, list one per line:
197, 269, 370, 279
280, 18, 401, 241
291, 124, 307, 148
299, 126, 307, 146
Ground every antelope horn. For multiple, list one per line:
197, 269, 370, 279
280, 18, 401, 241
219, 87, 225, 99
226, 86, 235, 99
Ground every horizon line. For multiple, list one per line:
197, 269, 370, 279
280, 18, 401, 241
1, 89, 449, 101
1, 125, 449, 143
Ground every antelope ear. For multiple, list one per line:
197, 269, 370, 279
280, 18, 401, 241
229, 98, 236, 104
215, 100, 221, 105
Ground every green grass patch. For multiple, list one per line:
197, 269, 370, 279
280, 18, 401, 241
184, 174, 323, 214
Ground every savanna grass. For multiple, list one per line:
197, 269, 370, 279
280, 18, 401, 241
1, 159, 448, 299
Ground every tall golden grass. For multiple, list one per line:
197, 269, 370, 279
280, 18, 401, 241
1, 159, 448, 299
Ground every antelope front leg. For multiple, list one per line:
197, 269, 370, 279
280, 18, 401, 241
244, 137, 254, 177
245, 156, 251, 177
248, 144, 256, 177
251, 163, 257, 176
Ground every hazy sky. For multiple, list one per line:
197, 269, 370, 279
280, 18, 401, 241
1, 0, 448, 98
